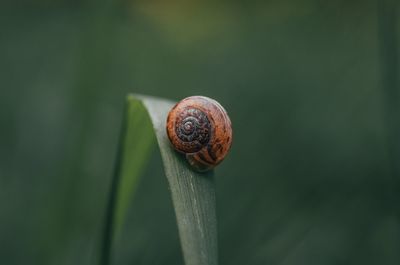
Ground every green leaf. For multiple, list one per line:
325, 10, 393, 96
101, 94, 218, 265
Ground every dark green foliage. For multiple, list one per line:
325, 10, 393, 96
0, 1, 399, 265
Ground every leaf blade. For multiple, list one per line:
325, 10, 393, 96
101, 94, 218, 265
138, 94, 218, 265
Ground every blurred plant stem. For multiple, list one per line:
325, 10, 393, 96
378, 1, 400, 193
59, 0, 119, 261
99, 105, 127, 265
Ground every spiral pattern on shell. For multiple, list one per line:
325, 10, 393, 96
166, 96, 233, 172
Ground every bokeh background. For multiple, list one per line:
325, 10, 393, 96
1, 0, 400, 264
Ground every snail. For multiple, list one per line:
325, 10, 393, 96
166, 96, 233, 172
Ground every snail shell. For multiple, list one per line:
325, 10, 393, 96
166, 96, 233, 172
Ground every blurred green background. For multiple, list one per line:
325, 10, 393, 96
1, 0, 400, 264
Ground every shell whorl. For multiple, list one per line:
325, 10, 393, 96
166, 96, 233, 172
174, 107, 211, 153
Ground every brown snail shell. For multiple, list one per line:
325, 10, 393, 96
166, 96, 233, 172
